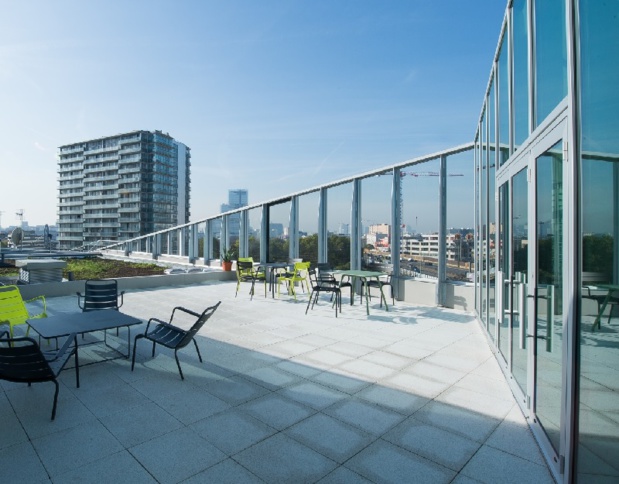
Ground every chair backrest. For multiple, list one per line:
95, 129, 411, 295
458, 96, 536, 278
0, 285, 29, 327
236, 260, 255, 280
178, 301, 221, 348
80, 279, 121, 311
0, 336, 56, 383
293, 261, 311, 277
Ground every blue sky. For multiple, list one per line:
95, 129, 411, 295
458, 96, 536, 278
0, 0, 506, 228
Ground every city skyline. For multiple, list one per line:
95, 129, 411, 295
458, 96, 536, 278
0, 1, 505, 228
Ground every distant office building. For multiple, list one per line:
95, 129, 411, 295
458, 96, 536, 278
219, 189, 248, 240
338, 223, 350, 236
57, 130, 190, 249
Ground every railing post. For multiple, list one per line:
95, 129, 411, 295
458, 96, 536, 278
351, 179, 361, 270
318, 187, 328, 264
289, 196, 299, 260
391, 167, 402, 300
437, 154, 447, 306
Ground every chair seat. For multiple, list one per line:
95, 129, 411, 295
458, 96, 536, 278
145, 322, 186, 348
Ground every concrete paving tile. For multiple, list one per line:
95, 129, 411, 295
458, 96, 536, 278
363, 350, 414, 370
238, 393, 315, 430
273, 359, 324, 378
324, 398, 404, 435
414, 400, 501, 443
317, 466, 373, 483
384, 417, 481, 471
337, 359, 397, 381
151, 384, 231, 424
191, 408, 276, 455
100, 401, 183, 447
355, 384, 429, 415
345, 440, 456, 484
234, 433, 337, 483
243, 365, 302, 390
485, 408, 546, 465
285, 413, 375, 463
7, 383, 96, 440
32, 420, 124, 478
0, 397, 29, 450
74, 380, 150, 418
130, 427, 226, 484
384, 371, 452, 399
436, 386, 514, 421
460, 445, 555, 484
311, 369, 372, 395
182, 458, 264, 483
278, 381, 348, 410
0, 441, 49, 483
53, 450, 157, 483
202, 375, 270, 406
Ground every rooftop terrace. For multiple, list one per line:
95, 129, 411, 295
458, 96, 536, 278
1, 280, 554, 483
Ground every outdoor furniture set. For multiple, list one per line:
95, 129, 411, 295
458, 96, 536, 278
0, 279, 221, 420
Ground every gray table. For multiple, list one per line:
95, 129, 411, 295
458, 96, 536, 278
28, 310, 142, 359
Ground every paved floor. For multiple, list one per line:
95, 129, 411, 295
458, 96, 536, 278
0, 280, 555, 483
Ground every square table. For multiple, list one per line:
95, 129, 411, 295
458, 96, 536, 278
28, 310, 142, 360
333, 270, 390, 315
258, 262, 293, 298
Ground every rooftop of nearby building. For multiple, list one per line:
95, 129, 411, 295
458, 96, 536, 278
1, 280, 554, 483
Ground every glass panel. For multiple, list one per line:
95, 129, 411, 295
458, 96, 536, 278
327, 183, 352, 269
498, 36, 510, 165
447, 150, 475, 282
361, 173, 392, 272
481, 112, 488, 325
513, 0, 529, 149
498, 182, 510, 360
488, 83, 497, 340
578, 1, 619, 479
209, 218, 221, 260
512, 168, 528, 394
299, 191, 320, 265
247, 207, 261, 261
535, 140, 563, 453
400, 159, 440, 279
534, 0, 567, 126
267, 201, 290, 262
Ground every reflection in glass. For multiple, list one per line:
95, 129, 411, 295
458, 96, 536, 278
535, 141, 563, 454
511, 168, 528, 395
488, 83, 496, 340
267, 201, 290, 262
534, 0, 567, 126
247, 207, 262, 261
481, 113, 488, 325
513, 0, 529, 149
400, 159, 440, 280
578, 1, 619, 479
498, 37, 510, 165
327, 183, 352, 269
447, 151, 475, 282
298, 192, 320, 265
361, 174, 392, 272
498, 182, 509, 360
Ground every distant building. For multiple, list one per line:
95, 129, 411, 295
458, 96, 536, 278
220, 189, 248, 240
57, 130, 190, 249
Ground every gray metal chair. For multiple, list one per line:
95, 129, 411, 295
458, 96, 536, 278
131, 302, 221, 380
0, 333, 79, 420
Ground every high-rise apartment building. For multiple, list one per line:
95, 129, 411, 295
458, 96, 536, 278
57, 130, 190, 249
219, 189, 248, 240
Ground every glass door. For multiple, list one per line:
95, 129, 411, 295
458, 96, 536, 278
528, 120, 567, 475
496, 157, 529, 406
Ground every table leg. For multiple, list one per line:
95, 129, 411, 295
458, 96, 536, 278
593, 291, 613, 331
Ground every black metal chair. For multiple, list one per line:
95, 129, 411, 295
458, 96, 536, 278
77, 279, 125, 312
306, 268, 341, 317
0, 333, 79, 420
317, 263, 353, 305
360, 274, 395, 307
235, 261, 266, 299
131, 302, 221, 380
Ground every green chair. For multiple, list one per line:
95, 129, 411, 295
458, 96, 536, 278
236, 260, 266, 299
277, 262, 311, 300
0, 285, 47, 337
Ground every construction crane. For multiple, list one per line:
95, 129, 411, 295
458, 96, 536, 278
378, 171, 464, 231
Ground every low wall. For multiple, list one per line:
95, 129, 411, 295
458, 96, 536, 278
16, 270, 237, 300
399, 278, 474, 312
